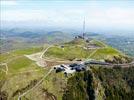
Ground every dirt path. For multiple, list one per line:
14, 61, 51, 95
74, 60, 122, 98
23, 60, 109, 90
18, 67, 54, 100
40, 46, 53, 58
17, 45, 54, 99
88, 49, 98, 58
25, 46, 53, 67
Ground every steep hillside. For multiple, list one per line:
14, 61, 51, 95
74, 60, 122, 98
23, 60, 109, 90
62, 70, 95, 100
63, 66, 134, 100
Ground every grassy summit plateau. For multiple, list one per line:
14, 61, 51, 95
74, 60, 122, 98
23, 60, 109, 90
44, 38, 132, 64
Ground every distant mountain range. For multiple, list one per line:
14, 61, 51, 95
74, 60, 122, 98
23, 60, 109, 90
0, 29, 134, 57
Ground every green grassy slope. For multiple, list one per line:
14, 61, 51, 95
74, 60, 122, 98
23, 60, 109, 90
90, 47, 121, 59
12, 47, 43, 55
44, 38, 132, 63
0, 47, 44, 100
0, 47, 67, 100
45, 46, 94, 60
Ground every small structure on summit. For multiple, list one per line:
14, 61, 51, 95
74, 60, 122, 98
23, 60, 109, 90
75, 35, 83, 39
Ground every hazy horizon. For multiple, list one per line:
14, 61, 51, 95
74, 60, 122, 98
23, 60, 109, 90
1, 0, 134, 35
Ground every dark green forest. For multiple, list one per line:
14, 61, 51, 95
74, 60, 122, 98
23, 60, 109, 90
63, 66, 134, 100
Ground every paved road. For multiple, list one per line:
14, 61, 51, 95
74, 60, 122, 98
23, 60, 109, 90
85, 60, 134, 67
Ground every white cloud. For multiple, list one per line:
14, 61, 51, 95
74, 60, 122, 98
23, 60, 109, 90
1, 6, 134, 30
1, 0, 18, 6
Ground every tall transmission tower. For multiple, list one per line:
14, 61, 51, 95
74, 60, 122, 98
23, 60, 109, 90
82, 18, 85, 39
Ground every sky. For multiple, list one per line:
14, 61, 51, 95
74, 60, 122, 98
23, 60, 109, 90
1, 0, 134, 34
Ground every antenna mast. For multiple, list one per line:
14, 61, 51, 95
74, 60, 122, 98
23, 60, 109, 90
83, 17, 85, 39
